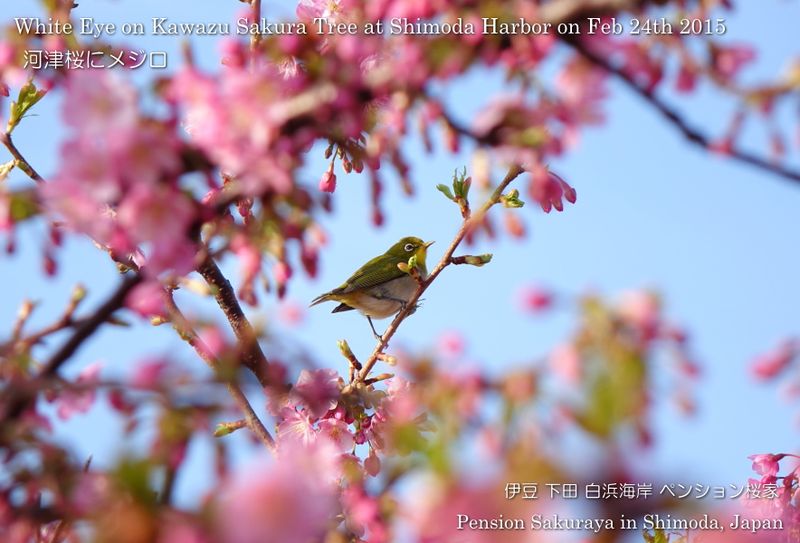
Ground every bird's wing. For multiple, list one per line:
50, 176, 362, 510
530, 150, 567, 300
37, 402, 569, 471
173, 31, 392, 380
335, 253, 407, 294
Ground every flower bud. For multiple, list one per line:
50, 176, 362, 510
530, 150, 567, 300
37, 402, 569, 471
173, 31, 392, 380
318, 163, 337, 193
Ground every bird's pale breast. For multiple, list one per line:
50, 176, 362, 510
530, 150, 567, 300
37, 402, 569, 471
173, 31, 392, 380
349, 275, 419, 319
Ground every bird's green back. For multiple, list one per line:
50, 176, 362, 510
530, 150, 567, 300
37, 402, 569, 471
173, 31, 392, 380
310, 236, 431, 305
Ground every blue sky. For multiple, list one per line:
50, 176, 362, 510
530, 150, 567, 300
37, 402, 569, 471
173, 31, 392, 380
2, 0, 800, 508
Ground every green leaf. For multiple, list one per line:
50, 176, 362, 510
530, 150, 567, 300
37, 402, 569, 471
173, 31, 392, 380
214, 423, 238, 438
9, 190, 40, 222
645, 529, 669, 543
337, 339, 356, 361
7, 82, 47, 133
436, 183, 455, 201
451, 167, 471, 199
501, 189, 525, 208
464, 253, 492, 267
113, 459, 157, 507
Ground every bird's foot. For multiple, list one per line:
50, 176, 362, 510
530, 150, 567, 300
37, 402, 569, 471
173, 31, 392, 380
367, 317, 385, 342
407, 299, 423, 315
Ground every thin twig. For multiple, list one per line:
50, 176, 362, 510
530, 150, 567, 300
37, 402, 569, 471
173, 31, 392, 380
48, 456, 92, 543
0, 131, 45, 183
40, 275, 141, 378
160, 462, 178, 506
2, 286, 87, 356
164, 291, 276, 450
562, 36, 800, 185
250, 0, 262, 70
354, 165, 525, 383
1, 274, 140, 420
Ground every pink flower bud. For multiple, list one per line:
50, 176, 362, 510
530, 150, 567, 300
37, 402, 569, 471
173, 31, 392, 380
273, 261, 293, 284
319, 163, 337, 193
518, 284, 554, 314
751, 339, 797, 380
364, 450, 381, 477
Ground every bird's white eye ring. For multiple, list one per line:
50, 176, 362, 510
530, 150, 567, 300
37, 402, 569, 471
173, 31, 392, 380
404, 243, 414, 252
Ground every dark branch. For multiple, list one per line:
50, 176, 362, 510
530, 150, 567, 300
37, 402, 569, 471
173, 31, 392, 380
196, 256, 274, 389
164, 291, 276, 450
563, 36, 800, 185
1, 273, 142, 421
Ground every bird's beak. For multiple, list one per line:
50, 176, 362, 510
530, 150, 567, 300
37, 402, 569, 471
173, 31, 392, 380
424, 240, 435, 248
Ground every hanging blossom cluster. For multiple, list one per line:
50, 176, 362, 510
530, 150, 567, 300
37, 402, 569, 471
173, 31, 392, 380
40, 70, 196, 278
743, 453, 800, 541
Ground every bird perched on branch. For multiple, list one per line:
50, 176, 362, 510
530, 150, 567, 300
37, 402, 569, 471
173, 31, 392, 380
310, 236, 434, 339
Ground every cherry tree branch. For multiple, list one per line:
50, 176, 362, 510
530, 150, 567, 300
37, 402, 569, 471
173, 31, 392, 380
164, 291, 276, 450
353, 165, 525, 384
40, 274, 141, 377
196, 256, 274, 389
1, 273, 142, 421
563, 36, 800, 185
0, 131, 45, 183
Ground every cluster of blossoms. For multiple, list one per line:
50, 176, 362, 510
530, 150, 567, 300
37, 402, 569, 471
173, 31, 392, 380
41, 70, 196, 278
743, 454, 800, 540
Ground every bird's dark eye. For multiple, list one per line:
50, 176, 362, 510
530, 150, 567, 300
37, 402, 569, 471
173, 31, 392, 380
404, 243, 415, 252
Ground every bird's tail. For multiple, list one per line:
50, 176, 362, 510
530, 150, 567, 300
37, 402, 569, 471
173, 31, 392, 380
309, 292, 332, 307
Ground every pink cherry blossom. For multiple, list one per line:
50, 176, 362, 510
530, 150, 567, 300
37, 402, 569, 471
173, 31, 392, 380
53, 362, 102, 420
517, 284, 554, 314
277, 300, 305, 326
748, 453, 785, 478
116, 184, 194, 250
675, 62, 698, 93
197, 325, 228, 360
231, 235, 262, 305
272, 261, 292, 284
129, 359, 170, 389
364, 449, 381, 476
291, 368, 341, 418
617, 289, 661, 341
68, 472, 112, 515
62, 70, 138, 137
125, 281, 168, 319
318, 418, 355, 451
555, 57, 607, 126
109, 121, 182, 187
116, 184, 198, 276
712, 43, 756, 80
379, 376, 418, 424
751, 339, 797, 380
436, 330, 466, 359
158, 515, 211, 543
527, 165, 576, 213
549, 343, 582, 384
169, 64, 303, 195
297, 0, 342, 21
342, 485, 388, 542
218, 439, 340, 543
277, 407, 317, 445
